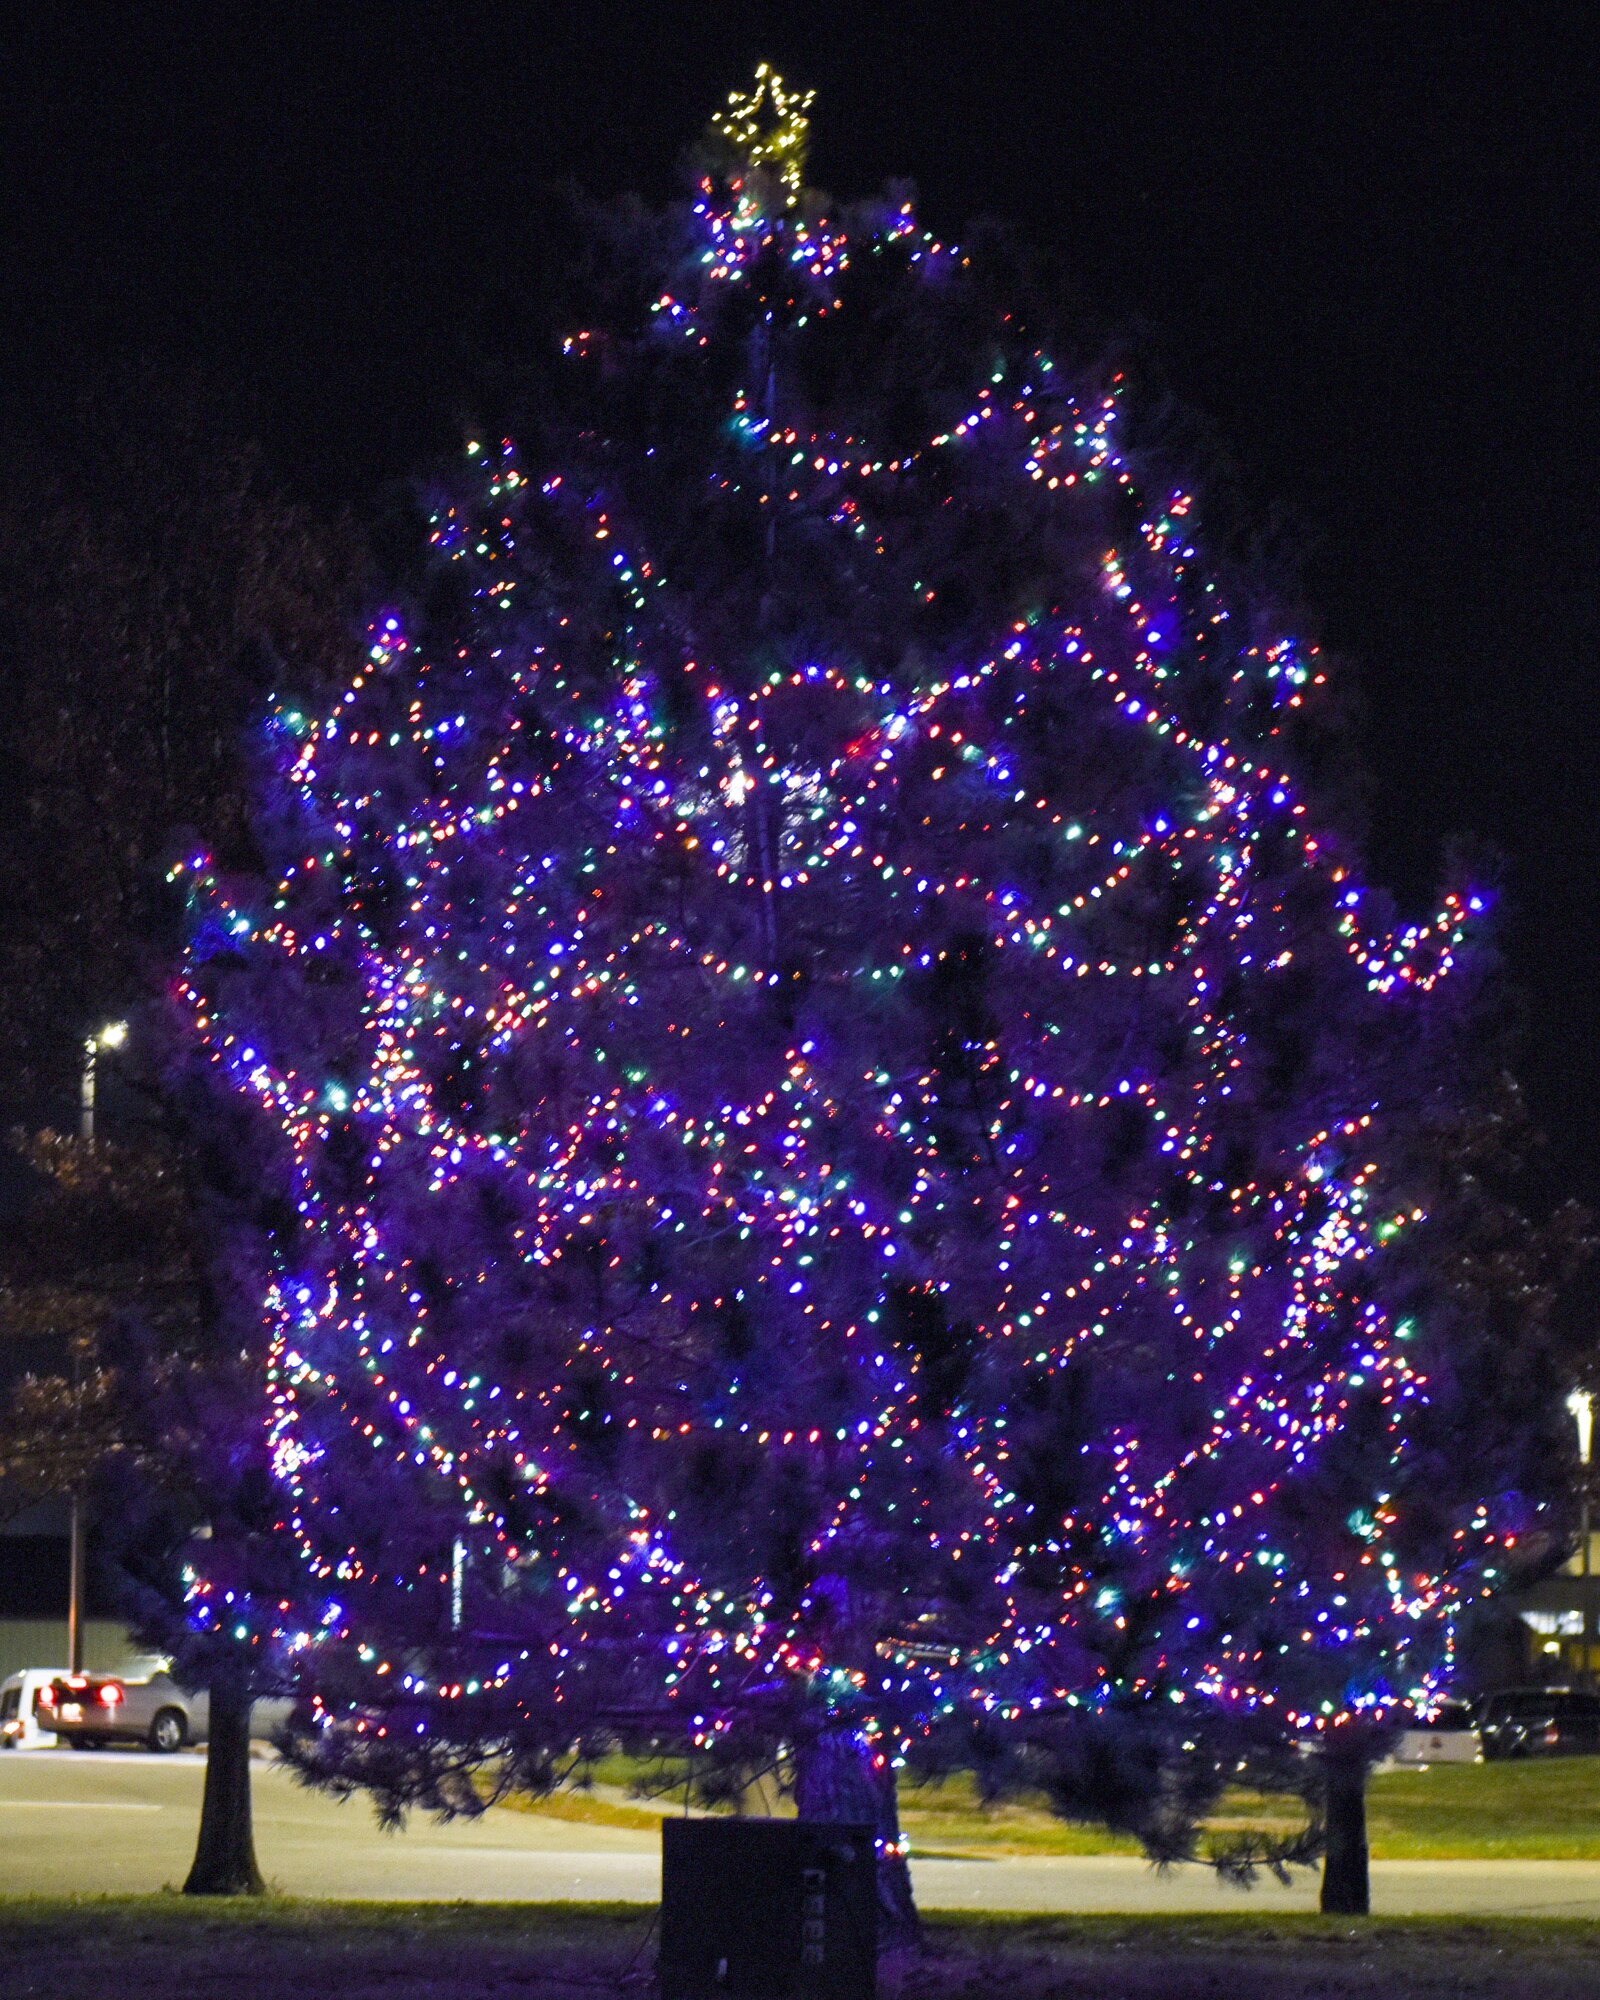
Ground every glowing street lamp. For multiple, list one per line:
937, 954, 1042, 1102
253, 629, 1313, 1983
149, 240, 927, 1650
1571, 1389, 1596, 1638
68, 1020, 128, 1669
79, 1020, 128, 1146
1569, 1388, 1593, 1469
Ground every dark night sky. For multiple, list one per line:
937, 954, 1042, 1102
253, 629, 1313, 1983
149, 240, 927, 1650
4, 5, 1597, 1195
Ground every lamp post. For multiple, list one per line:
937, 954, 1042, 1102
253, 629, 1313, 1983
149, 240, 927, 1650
67, 1021, 127, 1671
79, 1019, 127, 1146
66, 1479, 86, 1674
1569, 1388, 1594, 1686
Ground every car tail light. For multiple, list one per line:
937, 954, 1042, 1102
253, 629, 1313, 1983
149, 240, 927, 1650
99, 1684, 123, 1708
37, 1686, 55, 1708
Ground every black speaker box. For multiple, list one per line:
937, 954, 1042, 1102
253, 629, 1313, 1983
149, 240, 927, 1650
659, 1816, 878, 2000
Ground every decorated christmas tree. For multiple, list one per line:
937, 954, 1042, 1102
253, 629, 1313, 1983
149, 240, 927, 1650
175, 71, 1568, 1923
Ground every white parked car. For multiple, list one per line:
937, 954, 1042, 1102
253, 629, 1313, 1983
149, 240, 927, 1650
1390, 1698, 1482, 1765
42, 1668, 298, 1752
0, 1669, 67, 1750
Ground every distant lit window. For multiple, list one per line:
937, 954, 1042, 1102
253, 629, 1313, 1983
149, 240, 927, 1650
1521, 1608, 1583, 1637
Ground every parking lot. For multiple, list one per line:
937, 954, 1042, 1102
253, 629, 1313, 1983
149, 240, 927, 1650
6, 1748, 1600, 1914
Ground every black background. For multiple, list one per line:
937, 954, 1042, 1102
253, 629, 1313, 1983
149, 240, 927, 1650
4, 3, 1595, 1195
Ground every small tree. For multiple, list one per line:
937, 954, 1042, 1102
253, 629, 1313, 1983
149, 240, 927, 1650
0, 368, 360, 1125
0, 367, 360, 1896
0, 1119, 320, 1895
98, 1088, 322, 1896
0, 1131, 177, 1541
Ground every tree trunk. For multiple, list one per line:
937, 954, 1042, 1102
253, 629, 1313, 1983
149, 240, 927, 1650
183, 1682, 264, 1896
793, 1728, 919, 1948
1319, 1746, 1370, 1916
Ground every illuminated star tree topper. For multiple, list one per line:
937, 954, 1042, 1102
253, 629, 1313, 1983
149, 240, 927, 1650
712, 61, 816, 203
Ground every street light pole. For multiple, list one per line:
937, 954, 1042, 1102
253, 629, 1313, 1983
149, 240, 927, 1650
79, 1019, 127, 1146
67, 1497, 85, 1674
1569, 1388, 1594, 1685
68, 1021, 127, 1671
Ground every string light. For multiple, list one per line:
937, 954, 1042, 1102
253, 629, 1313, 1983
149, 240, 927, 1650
170, 74, 1534, 1795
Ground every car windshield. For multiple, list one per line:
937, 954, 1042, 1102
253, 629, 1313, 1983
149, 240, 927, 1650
1488, 1691, 1596, 1720
1490, 1695, 1553, 1717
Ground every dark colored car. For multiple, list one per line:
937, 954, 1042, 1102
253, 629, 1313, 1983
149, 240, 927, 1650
1477, 1687, 1600, 1760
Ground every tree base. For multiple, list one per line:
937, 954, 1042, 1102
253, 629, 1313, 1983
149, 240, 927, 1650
1319, 1747, 1370, 1917
793, 1728, 919, 1947
183, 1683, 265, 1897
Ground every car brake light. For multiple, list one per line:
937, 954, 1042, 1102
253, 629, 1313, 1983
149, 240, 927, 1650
37, 1687, 55, 1707
99, 1684, 122, 1707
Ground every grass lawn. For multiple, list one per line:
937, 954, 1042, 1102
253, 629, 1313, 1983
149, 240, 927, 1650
509, 1753, 1600, 1861
2, 1901, 1599, 1999
1349, 1758, 1600, 1860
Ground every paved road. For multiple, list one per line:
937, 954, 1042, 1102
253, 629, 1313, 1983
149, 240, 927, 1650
2, 1748, 1598, 1914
